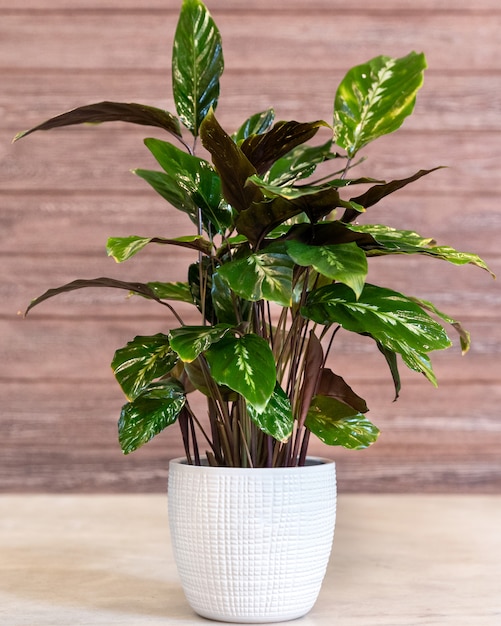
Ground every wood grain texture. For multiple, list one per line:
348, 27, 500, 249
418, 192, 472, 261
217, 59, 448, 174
1, 0, 499, 492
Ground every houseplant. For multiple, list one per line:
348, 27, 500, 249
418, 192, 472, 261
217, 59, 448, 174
14, 0, 492, 621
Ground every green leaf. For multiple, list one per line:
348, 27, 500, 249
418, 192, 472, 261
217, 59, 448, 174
217, 252, 294, 306
169, 324, 233, 362
303, 283, 452, 384
205, 334, 276, 411
111, 334, 178, 400
286, 240, 368, 299
409, 297, 471, 355
118, 381, 186, 454
172, 0, 224, 136
334, 52, 427, 157
265, 140, 335, 186
139, 138, 232, 234
233, 108, 275, 143
349, 224, 494, 275
13, 101, 182, 142
144, 281, 194, 303
247, 383, 294, 442
106, 234, 212, 262
306, 396, 379, 449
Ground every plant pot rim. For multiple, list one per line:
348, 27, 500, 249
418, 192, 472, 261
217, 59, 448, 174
169, 455, 335, 475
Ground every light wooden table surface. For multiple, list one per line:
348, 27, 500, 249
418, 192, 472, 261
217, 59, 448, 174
1, 495, 500, 625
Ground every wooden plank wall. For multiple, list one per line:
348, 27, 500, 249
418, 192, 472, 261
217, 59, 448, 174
1, 0, 500, 493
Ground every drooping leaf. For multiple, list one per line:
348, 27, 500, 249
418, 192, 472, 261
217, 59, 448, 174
118, 381, 186, 454
111, 334, 178, 400
303, 283, 452, 384
13, 101, 182, 142
239, 120, 328, 175
333, 51, 427, 157
306, 396, 379, 449
172, 0, 224, 135
169, 324, 233, 362
205, 334, 276, 411
409, 296, 471, 354
341, 168, 443, 222
144, 281, 194, 303
247, 382, 294, 442
106, 234, 212, 262
25, 277, 173, 315
375, 341, 401, 400
349, 224, 494, 275
217, 252, 294, 307
316, 368, 369, 414
200, 109, 263, 212
233, 108, 275, 143
286, 240, 368, 298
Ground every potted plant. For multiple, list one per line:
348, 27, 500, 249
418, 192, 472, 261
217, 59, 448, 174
14, 0, 492, 622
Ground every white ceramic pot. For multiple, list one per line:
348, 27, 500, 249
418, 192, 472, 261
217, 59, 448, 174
168, 456, 336, 623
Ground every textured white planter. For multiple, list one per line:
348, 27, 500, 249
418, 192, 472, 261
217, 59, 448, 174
168, 456, 336, 623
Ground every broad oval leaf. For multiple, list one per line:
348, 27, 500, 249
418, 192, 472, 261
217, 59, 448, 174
247, 383, 294, 442
286, 240, 368, 298
169, 324, 233, 362
334, 52, 427, 157
172, 0, 224, 135
205, 334, 276, 411
217, 252, 294, 307
303, 283, 452, 384
306, 396, 379, 449
118, 381, 186, 454
106, 234, 212, 262
111, 333, 178, 400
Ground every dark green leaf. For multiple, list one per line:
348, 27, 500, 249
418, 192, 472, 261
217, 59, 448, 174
247, 383, 294, 442
334, 51, 427, 157
172, 0, 224, 135
217, 252, 294, 306
303, 283, 452, 384
188, 258, 217, 324
139, 138, 232, 234
306, 396, 379, 449
286, 240, 368, 298
111, 334, 178, 400
205, 334, 276, 411
233, 109, 275, 143
375, 342, 401, 400
13, 101, 182, 142
118, 381, 186, 454
169, 324, 233, 362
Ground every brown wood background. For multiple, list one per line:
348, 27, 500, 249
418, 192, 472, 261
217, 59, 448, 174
1, 0, 500, 493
